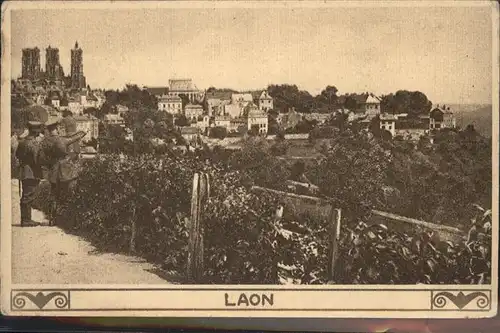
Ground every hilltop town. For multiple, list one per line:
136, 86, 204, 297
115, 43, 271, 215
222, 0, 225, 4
12, 43, 462, 155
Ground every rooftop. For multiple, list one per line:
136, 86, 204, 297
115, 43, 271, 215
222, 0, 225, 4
205, 91, 234, 101
366, 94, 381, 104
146, 86, 169, 96
104, 114, 124, 120
232, 93, 253, 103
169, 79, 199, 91
180, 126, 199, 134
159, 95, 182, 102
74, 114, 98, 121
185, 103, 204, 109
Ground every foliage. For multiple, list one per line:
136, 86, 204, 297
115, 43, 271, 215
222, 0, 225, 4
380, 90, 432, 117
267, 84, 315, 113
309, 131, 391, 220
29, 147, 491, 285
174, 115, 190, 127
210, 126, 228, 139
249, 124, 260, 136
103, 84, 157, 110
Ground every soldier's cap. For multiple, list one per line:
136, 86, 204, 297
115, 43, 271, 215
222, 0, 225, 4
27, 120, 43, 128
45, 117, 62, 128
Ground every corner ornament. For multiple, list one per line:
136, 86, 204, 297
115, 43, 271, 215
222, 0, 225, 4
13, 291, 69, 310
432, 291, 490, 310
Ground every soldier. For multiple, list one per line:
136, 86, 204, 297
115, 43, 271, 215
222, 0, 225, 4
39, 117, 86, 226
15, 121, 44, 227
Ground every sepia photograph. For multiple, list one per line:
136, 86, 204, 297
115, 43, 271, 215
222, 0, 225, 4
1, 0, 498, 318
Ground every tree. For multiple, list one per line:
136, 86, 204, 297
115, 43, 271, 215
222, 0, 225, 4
328, 112, 349, 131
267, 84, 315, 113
344, 96, 358, 111
83, 107, 99, 117
316, 85, 339, 111
293, 119, 317, 134
267, 113, 280, 135
237, 124, 248, 135
178, 94, 190, 109
11, 95, 29, 109
174, 115, 190, 127
210, 126, 228, 139
380, 90, 432, 117
249, 124, 260, 136
311, 132, 390, 220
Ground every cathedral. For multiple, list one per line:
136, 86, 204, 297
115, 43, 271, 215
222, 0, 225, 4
20, 41, 86, 90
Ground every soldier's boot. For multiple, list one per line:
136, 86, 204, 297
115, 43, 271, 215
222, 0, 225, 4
48, 201, 57, 227
20, 203, 40, 227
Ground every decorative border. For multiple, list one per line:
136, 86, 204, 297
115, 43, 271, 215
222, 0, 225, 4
10, 288, 491, 312
11, 290, 70, 310
431, 290, 492, 311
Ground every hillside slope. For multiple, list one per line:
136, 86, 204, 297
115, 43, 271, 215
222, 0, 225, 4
455, 105, 492, 137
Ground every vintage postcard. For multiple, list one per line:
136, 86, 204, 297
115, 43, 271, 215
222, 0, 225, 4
1, 0, 498, 319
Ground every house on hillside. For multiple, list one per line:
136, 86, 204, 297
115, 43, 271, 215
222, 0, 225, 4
74, 114, 99, 142
231, 93, 253, 105
257, 90, 274, 112
229, 117, 247, 133
380, 113, 397, 137
245, 103, 268, 134
184, 103, 204, 121
194, 115, 210, 133
158, 95, 182, 114
116, 104, 130, 117
365, 94, 381, 115
224, 103, 243, 118
303, 112, 333, 124
340, 93, 380, 114
276, 107, 302, 129
214, 115, 231, 128
430, 104, 456, 130
68, 97, 83, 115
180, 126, 200, 143
204, 90, 233, 116
394, 114, 429, 141
104, 114, 125, 127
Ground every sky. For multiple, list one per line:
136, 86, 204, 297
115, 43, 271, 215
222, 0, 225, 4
10, 3, 495, 104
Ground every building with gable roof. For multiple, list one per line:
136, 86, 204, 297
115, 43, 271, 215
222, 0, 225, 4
380, 113, 397, 136
167, 79, 204, 103
184, 103, 204, 121
158, 95, 182, 114
365, 94, 381, 115
245, 102, 268, 134
257, 90, 274, 111
430, 104, 456, 130
231, 93, 253, 104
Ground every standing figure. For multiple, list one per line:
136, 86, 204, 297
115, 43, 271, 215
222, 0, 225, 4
39, 117, 86, 226
15, 121, 44, 227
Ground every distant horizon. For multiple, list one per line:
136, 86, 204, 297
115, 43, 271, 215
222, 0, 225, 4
11, 5, 494, 105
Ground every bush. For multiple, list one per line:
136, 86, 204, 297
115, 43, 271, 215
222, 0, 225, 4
28, 134, 491, 285
210, 126, 228, 140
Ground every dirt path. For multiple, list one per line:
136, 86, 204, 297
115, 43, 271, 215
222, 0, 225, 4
11, 179, 172, 284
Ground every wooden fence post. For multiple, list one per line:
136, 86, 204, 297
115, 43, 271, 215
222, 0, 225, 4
187, 173, 199, 283
327, 208, 342, 283
129, 206, 136, 254
187, 172, 209, 283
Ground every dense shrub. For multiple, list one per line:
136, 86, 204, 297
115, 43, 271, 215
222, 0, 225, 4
29, 122, 492, 285
30, 152, 491, 285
